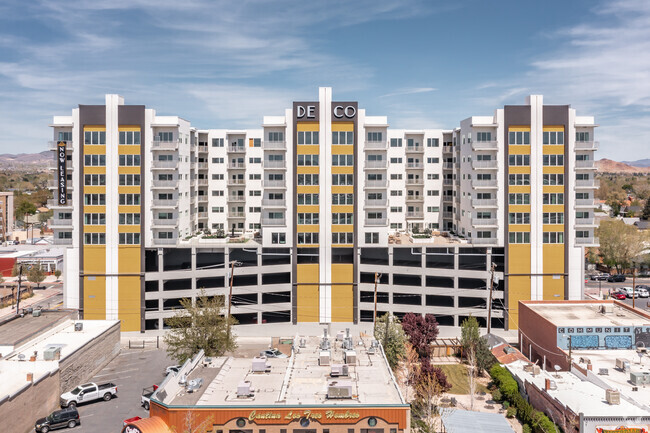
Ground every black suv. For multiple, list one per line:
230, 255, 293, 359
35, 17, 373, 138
607, 274, 626, 282
35, 407, 80, 432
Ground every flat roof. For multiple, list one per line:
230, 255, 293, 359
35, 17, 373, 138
161, 335, 404, 407
0, 311, 76, 352
507, 360, 649, 417
0, 360, 59, 402
440, 408, 514, 433
522, 301, 650, 327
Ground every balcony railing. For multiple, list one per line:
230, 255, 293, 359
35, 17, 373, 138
405, 195, 424, 202
364, 160, 387, 169
405, 178, 424, 186
263, 141, 286, 149
471, 218, 498, 227
197, 196, 208, 202
364, 180, 387, 188
227, 145, 246, 153
262, 218, 286, 226
443, 179, 453, 186
575, 199, 597, 207
197, 145, 208, 153
364, 199, 387, 208
152, 160, 178, 169
406, 162, 424, 169
364, 141, 388, 150
263, 180, 286, 188
471, 237, 498, 245
575, 160, 596, 169
152, 180, 178, 188
49, 219, 74, 227
48, 140, 73, 151
152, 218, 178, 227
262, 199, 286, 207
575, 179, 600, 188
443, 211, 453, 219
442, 162, 454, 170
197, 162, 208, 170
576, 237, 599, 245
227, 179, 246, 186
263, 160, 286, 169
154, 238, 177, 245
365, 218, 387, 226
472, 199, 498, 207
472, 180, 498, 189
575, 141, 599, 151
472, 160, 498, 169
575, 217, 596, 226
47, 179, 73, 189
472, 140, 498, 151
229, 212, 246, 218
406, 212, 424, 219
198, 179, 208, 186
152, 199, 177, 208
53, 238, 73, 245
197, 212, 208, 219
152, 140, 179, 150
228, 196, 246, 202
442, 145, 454, 153
406, 145, 424, 153
228, 162, 246, 169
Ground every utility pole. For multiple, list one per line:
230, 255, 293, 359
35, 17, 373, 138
226, 261, 240, 340
487, 262, 497, 334
16, 264, 23, 315
632, 266, 637, 309
568, 335, 573, 366
373, 272, 382, 326
383, 312, 390, 349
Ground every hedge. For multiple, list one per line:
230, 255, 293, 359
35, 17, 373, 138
489, 365, 560, 433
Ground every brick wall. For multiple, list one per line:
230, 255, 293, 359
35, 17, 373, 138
524, 380, 579, 433
59, 322, 120, 393
518, 302, 568, 370
0, 370, 60, 433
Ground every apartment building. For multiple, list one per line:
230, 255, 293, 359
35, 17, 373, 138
48, 88, 598, 332
0, 192, 14, 242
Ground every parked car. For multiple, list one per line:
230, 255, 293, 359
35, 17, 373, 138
260, 348, 287, 358
607, 274, 626, 282
635, 285, 650, 298
620, 287, 638, 298
141, 385, 158, 411
163, 365, 181, 375
35, 407, 80, 432
123, 416, 142, 427
610, 291, 627, 300
591, 273, 610, 281
60, 382, 117, 408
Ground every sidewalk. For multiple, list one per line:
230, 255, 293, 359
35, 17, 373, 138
0, 286, 62, 321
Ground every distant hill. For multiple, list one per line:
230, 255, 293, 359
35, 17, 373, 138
596, 158, 650, 173
622, 158, 650, 167
0, 151, 50, 170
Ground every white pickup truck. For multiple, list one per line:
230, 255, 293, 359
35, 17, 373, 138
60, 382, 118, 408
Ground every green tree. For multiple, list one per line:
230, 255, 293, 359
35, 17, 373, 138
597, 220, 648, 273
54, 269, 62, 281
641, 199, 650, 221
374, 312, 407, 370
164, 291, 237, 364
460, 316, 495, 375
15, 201, 36, 226
11, 262, 21, 277
27, 264, 46, 289
38, 209, 53, 224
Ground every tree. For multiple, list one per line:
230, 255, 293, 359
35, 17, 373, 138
374, 312, 407, 370
164, 291, 237, 363
38, 209, 53, 224
15, 201, 36, 224
54, 269, 62, 281
641, 199, 650, 221
412, 369, 445, 433
401, 313, 440, 359
396, 342, 420, 402
597, 220, 648, 273
11, 262, 21, 277
460, 316, 495, 375
27, 264, 46, 289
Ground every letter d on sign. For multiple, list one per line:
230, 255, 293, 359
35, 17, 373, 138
297, 106, 306, 118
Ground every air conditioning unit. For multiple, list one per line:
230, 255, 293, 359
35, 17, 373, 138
237, 381, 253, 398
43, 346, 61, 361
319, 351, 330, 366
327, 380, 353, 399
344, 350, 357, 365
600, 304, 614, 314
252, 356, 270, 373
330, 364, 349, 377
523, 363, 534, 373
532, 366, 541, 376
74, 323, 83, 332
630, 372, 650, 385
32, 310, 41, 317
605, 389, 620, 405
598, 368, 609, 376
615, 358, 630, 372
336, 331, 345, 341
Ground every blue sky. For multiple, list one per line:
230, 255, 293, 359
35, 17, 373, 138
0, 0, 648, 160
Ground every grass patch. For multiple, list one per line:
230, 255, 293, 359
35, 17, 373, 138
435, 364, 488, 395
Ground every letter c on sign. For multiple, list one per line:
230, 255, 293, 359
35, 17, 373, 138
334, 106, 344, 118
297, 106, 305, 118
345, 106, 356, 118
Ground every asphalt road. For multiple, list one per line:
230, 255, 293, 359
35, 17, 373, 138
584, 277, 650, 310
69, 347, 174, 433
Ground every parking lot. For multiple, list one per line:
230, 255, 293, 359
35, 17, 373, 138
584, 276, 650, 310
68, 346, 174, 433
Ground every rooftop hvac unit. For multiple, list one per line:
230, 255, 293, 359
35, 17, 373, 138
237, 381, 253, 398
344, 350, 357, 365
532, 366, 541, 376
252, 356, 270, 373
523, 363, 534, 373
32, 309, 41, 317
327, 380, 353, 399
43, 346, 61, 361
605, 389, 620, 405
615, 358, 630, 372
319, 351, 330, 366
600, 304, 614, 314
336, 331, 345, 341
630, 371, 650, 385
548, 380, 557, 390
330, 364, 349, 377
598, 368, 609, 376
74, 322, 83, 332
299, 338, 306, 348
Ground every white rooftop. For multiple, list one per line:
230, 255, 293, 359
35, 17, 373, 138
523, 302, 649, 327
0, 360, 58, 402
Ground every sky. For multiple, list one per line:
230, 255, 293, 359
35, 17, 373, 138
0, 0, 648, 160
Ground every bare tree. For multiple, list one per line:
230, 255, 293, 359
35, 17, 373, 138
396, 342, 420, 403
414, 371, 444, 433
467, 345, 477, 411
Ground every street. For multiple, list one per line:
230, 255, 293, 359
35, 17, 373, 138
584, 277, 650, 310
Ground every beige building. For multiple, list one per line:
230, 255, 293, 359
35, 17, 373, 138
0, 192, 14, 242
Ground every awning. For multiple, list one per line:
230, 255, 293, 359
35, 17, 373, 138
121, 416, 172, 433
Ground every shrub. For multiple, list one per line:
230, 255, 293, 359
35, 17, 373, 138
506, 407, 517, 418
523, 425, 532, 433
503, 401, 510, 409
491, 389, 502, 402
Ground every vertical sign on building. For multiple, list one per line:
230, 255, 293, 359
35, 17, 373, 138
57, 141, 67, 205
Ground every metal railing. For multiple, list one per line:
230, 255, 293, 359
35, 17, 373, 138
575, 141, 599, 150
227, 146, 246, 153
575, 179, 600, 188
229, 212, 246, 218
263, 180, 286, 188
262, 218, 286, 226
152, 218, 178, 227
152, 140, 179, 150
575, 160, 595, 169
364, 160, 387, 169
575, 199, 597, 206
405, 195, 424, 202
364, 180, 387, 188
472, 180, 498, 188
472, 199, 497, 207
471, 218, 498, 226
227, 179, 246, 186
152, 160, 178, 169
364, 199, 387, 207
472, 141, 498, 150
262, 199, 286, 207
406, 145, 424, 153
152, 180, 178, 188
53, 238, 73, 245
405, 178, 424, 185
197, 162, 208, 170
443, 211, 453, 219
197, 212, 208, 219
228, 162, 246, 169
197, 145, 208, 153
406, 162, 424, 169
262, 141, 286, 149
442, 145, 454, 153
49, 219, 74, 227
228, 196, 246, 202
472, 160, 498, 169
152, 199, 177, 207
576, 237, 599, 245
153, 238, 177, 245
406, 212, 424, 219
364, 141, 388, 149
471, 237, 498, 245
263, 160, 286, 169
575, 217, 595, 226
442, 162, 454, 169
365, 218, 387, 226
197, 179, 208, 186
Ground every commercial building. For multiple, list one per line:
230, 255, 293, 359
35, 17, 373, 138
0, 192, 14, 242
124, 332, 409, 433
48, 88, 598, 332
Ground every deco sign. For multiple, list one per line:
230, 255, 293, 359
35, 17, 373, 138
57, 141, 67, 205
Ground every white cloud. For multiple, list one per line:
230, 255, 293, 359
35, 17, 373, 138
379, 87, 437, 98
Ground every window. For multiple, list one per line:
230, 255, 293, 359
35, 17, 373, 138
84, 154, 106, 166
212, 190, 224, 196
119, 213, 141, 224
428, 173, 440, 180
332, 233, 354, 244
543, 232, 564, 244
297, 232, 319, 244
298, 174, 319, 185
543, 213, 564, 224
158, 173, 173, 181
427, 206, 440, 212
297, 193, 319, 205
332, 174, 354, 186
118, 130, 141, 145
84, 233, 106, 244
252, 138, 261, 147
427, 138, 439, 147
476, 132, 492, 142
576, 154, 590, 161
84, 130, 106, 145
508, 193, 530, 205
390, 190, 402, 196
157, 132, 174, 142
365, 232, 379, 244
367, 131, 383, 142
268, 131, 284, 142
576, 131, 590, 142
212, 138, 224, 147
249, 190, 261, 196
332, 213, 353, 224
248, 157, 261, 164
390, 207, 402, 213
368, 212, 384, 221
543, 131, 565, 145
119, 233, 141, 245
543, 154, 564, 166
249, 207, 261, 213
248, 174, 260, 180
508, 130, 530, 145
427, 190, 440, 196
508, 232, 530, 244
119, 194, 141, 205
576, 230, 590, 238
84, 194, 106, 205
119, 154, 140, 166
576, 192, 589, 200
508, 155, 530, 166
543, 193, 564, 204
332, 154, 354, 166
332, 131, 354, 144
508, 174, 530, 185
332, 194, 354, 205
119, 174, 141, 186
84, 213, 106, 225
576, 211, 590, 219
476, 211, 492, 219
297, 154, 319, 166
58, 131, 73, 141
427, 157, 439, 163
576, 173, 590, 181
390, 174, 402, 180
543, 174, 564, 185
84, 174, 106, 186
271, 233, 286, 244
508, 213, 530, 224
297, 213, 320, 224
297, 131, 319, 145
212, 157, 224, 163
390, 138, 402, 147
476, 231, 492, 239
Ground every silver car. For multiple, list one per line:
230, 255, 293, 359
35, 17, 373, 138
635, 286, 649, 298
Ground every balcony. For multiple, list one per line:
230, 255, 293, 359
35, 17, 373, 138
227, 145, 246, 153
405, 195, 424, 202
472, 140, 498, 151
364, 199, 387, 208
406, 145, 424, 153
262, 217, 286, 226
364, 141, 387, 150
442, 145, 454, 153
227, 196, 246, 202
406, 162, 424, 169
472, 199, 498, 208
197, 212, 208, 219
364, 160, 387, 169
198, 179, 208, 186
365, 218, 387, 226
442, 196, 453, 203
263, 141, 286, 149
443, 179, 453, 186
48, 159, 73, 171
405, 178, 424, 186
575, 141, 599, 151
472, 179, 498, 189
575, 199, 597, 207
575, 217, 597, 227
575, 179, 600, 189
197, 145, 208, 153
152, 218, 178, 227
154, 238, 177, 245
152, 199, 177, 209
472, 160, 498, 170
576, 237, 599, 246
48, 140, 73, 151
47, 179, 73, 190
364, 180, 387, 189
47, 199, 72, 208
471, 218, 498, 227
152, 180, 178, 189
443, 211, 453, 219
197, 196, 208, 203
227, 178, 246, 186
262, 199, 286, 207
471, 237, 498, 245
263, 160, 286, 169
228, 162, 246, 169
197, 162, 208, 170
229, 212, 246, 218
49, 219, 74, 227
443, 162, 454, 170
53, 238, 73, 245
263, 179, 286, 188
152, 139, 179, 151
575, 160, 596, 169
152, 160, 178, 169
406, 212, 424, 219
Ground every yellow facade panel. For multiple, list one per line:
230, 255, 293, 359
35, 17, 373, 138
83, 186, 106, 194
508, 205, 531, 213
543, 126, 565, 132
331, 263, 353, 322
83, 245, 106, 274
508, 145, 531, 155
508, 126, 531, 132
297, 225, 320, 233
118, 276, 141, 331
542, 145, 565, 155
84, 276, 106, 320
118, 166, 141, 175
331, 166, 354, 174
331, 225, 354, 233
331, 205, 353, 213
83, 145, 106, 155
542, 225, 565, 232
542, 166, 564, 174
508, 224, 531, 232
118, 205, 141, 213
83, 205, 106, 213
543, 186, 565, 194
84, 126, 106, 132
297, 186, 320, 194
83, 167, 106, 175
83, 226, 106, 233
543, 243, 565, 300
507, 244, 531, 329
296, 122, 320, 132
543, 204, 564, 213
118, 145, 141, 155
118, 226, 141, 233
118, 126, 141, 131
331, 186, 354, 194
297, 205, 320, 213
331, 122, 354, 132
296, 264, 319, 323
331, 145, 354, 155
118, 186, 141, 194
297, 145, 320, 155
296, 166, 320, 175
509, 166, 531, 174
508, 186, 531, 194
